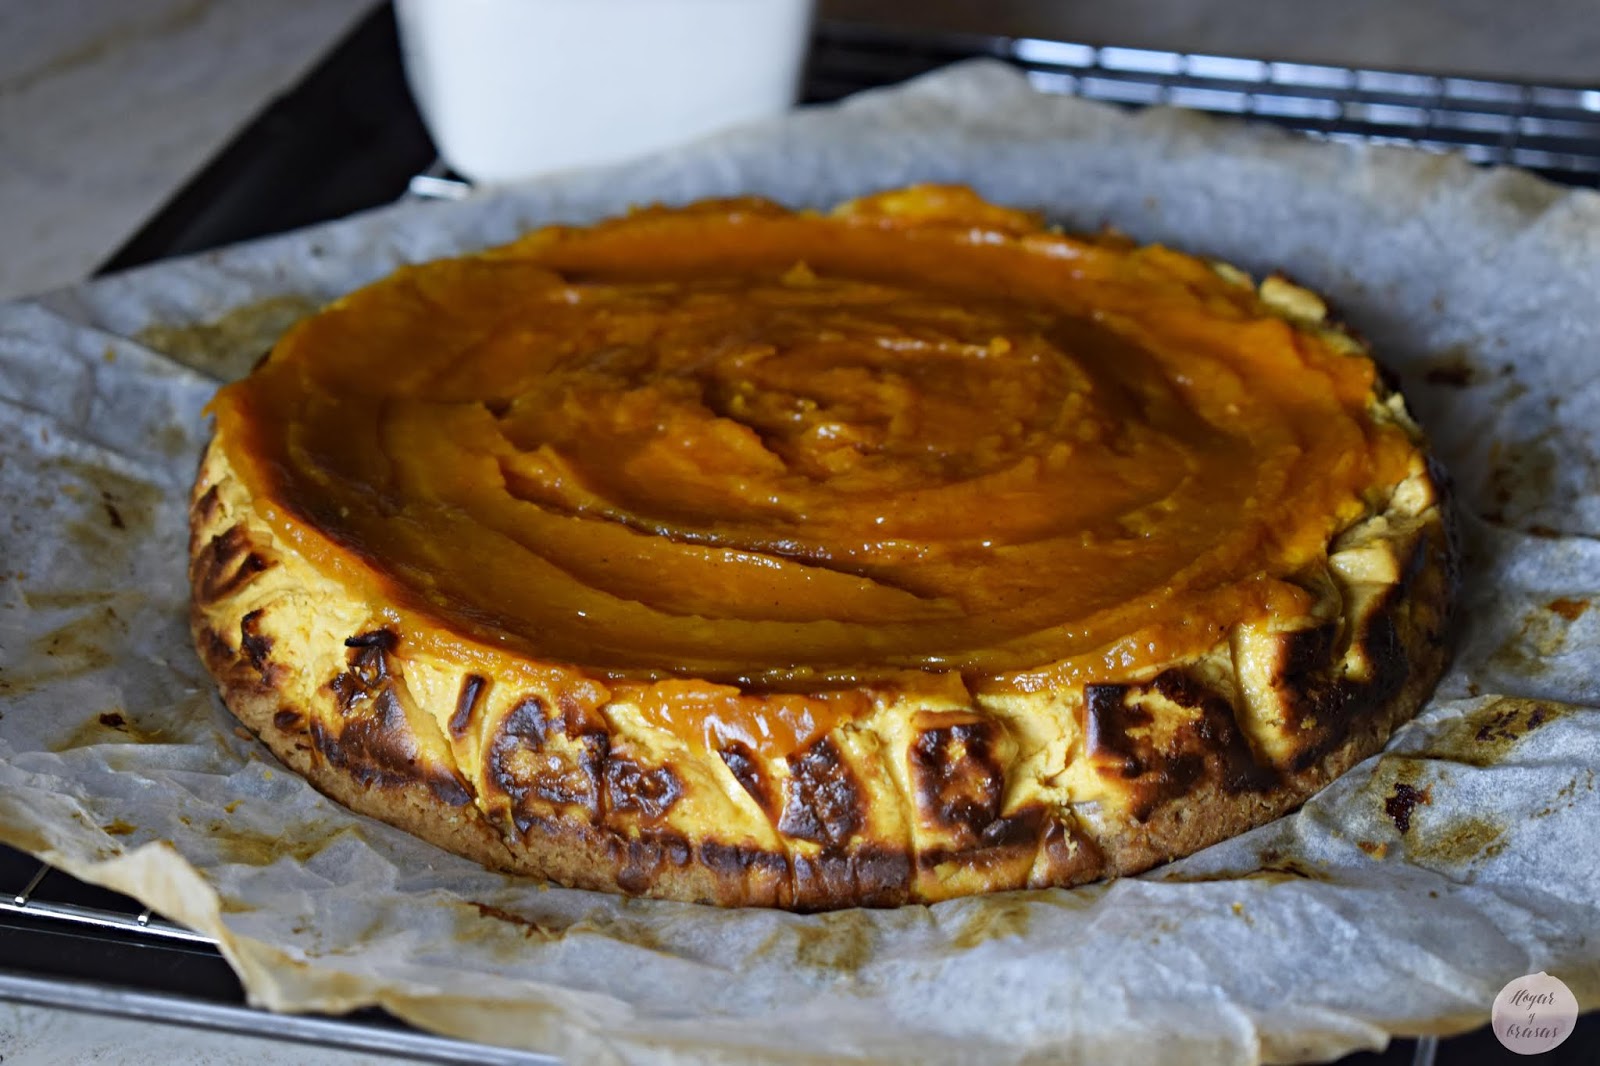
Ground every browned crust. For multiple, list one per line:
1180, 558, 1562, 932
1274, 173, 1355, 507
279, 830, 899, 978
1087, 537, 1454, 879
185, 255, 1458, 911
188, 442, 1455, 911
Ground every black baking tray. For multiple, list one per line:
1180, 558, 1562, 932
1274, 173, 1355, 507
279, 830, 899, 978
5, 3, 1597, 1062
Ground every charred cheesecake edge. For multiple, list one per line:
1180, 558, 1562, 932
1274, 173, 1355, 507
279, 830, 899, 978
186, 272, 1458, 911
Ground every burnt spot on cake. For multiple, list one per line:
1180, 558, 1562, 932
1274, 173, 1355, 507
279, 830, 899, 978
426, 768, 475, 808
485, 695, 604, 830
500, 695, 557, 748
910, 718, 1005, 844
790, 844, 912, 910
273, 708, 305, 733
1084, 683, 1142, 778
187, 484, 223, 555
1264, 621, 1341, 722
192, 484, 222, 525
608, 827, 693, 895
778, 737, 864, 847
698, 839, 789, 889
309, 628, 475, 806
558, 691, 609, 737
344, 628, 397, 681
1230, 534, 1444, 775
450, 673, 488, 738
1146, 670, 1277, 794
719, 741, 776, 817
972, 806, 1045, 849
1276, 622, 1381, 771
326, 631, 396, 711
571, 734, 610, 816
343, 629, 399, 651
198, 625, 233, 668
484, 700, 552, 812
311, 687, 419, 791
238, 610, 273, 677
1087, 670, 1279, 821
326, 628, 400, 707
193, 525, 272, 603
1284, 577, 1417, 773
326, 671, 363, 712
1032, 813, 1106, 887
603, 756, 683, 821
917, 806, 1044, 871
311, 680, 474, 807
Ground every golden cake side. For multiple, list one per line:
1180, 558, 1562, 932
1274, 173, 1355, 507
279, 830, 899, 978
187, 197, 1456, 908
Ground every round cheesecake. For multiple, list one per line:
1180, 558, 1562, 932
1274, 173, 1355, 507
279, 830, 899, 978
188, 186, 1455, 909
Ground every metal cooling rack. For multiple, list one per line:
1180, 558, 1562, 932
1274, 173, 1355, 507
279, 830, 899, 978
0, 842, 1443, 1065
12, 9, 1599, 1065
0, 846, 551, 1064
13, 808, 1592, 1064
810, 23, 1600, 176
413, 23, 1600, 201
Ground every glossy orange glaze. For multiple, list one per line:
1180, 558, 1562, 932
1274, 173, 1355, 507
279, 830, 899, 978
615, 679, 874, 756
211, 186, 1416, 707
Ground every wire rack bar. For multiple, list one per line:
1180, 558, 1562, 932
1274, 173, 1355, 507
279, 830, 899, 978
804, 24, 1600, 180
0, 972, 556, 1066
408, 27, 1600, 204
2, 858, 214, 945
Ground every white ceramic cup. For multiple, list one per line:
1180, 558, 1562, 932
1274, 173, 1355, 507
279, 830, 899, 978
395, 0, 816, 185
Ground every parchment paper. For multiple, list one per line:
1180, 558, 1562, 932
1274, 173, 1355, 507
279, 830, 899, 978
1, 62, 1597, 1065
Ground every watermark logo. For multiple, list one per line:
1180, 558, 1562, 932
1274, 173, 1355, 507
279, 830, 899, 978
1492, 972, 1578, 1055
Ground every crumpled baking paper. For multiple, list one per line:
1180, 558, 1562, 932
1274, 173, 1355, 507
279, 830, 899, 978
1, 61, 1597, 1065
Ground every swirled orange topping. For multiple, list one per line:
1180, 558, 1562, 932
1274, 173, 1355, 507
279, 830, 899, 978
211, 187, 1415, 697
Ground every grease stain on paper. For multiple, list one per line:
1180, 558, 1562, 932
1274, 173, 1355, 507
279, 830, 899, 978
466, 900, 553, 940
1406, 816, 1506, 867
57, 460, 161, 548
1535, 771, 1595, 819
151, 422, 193, 459
3, 606, 133, 703
1351, 702, 1557, 874
1157, 849, 1332, 885
1545, 597, 1589, 622
30, 605, 120, 674
1420, 349, 1481, 388
204, 821, 359, 868
952, 895, 1032, 949
1480, 432, 1560, 529
1489, 606, 1585, 675
794, 911, 876, 972
135, 294, 321, 381
563, 908, 670, 954
22, 588, 121, 609
50, 708, 166, 751
1383, 782, 1432, 834
1409, 697, 1570, 768
751, 909, 878, 974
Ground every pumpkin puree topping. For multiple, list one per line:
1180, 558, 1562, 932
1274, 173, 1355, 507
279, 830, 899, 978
211, 187, 1414, 752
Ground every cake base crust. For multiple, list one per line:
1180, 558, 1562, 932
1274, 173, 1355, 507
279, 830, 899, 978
190, 388, 1455, 910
